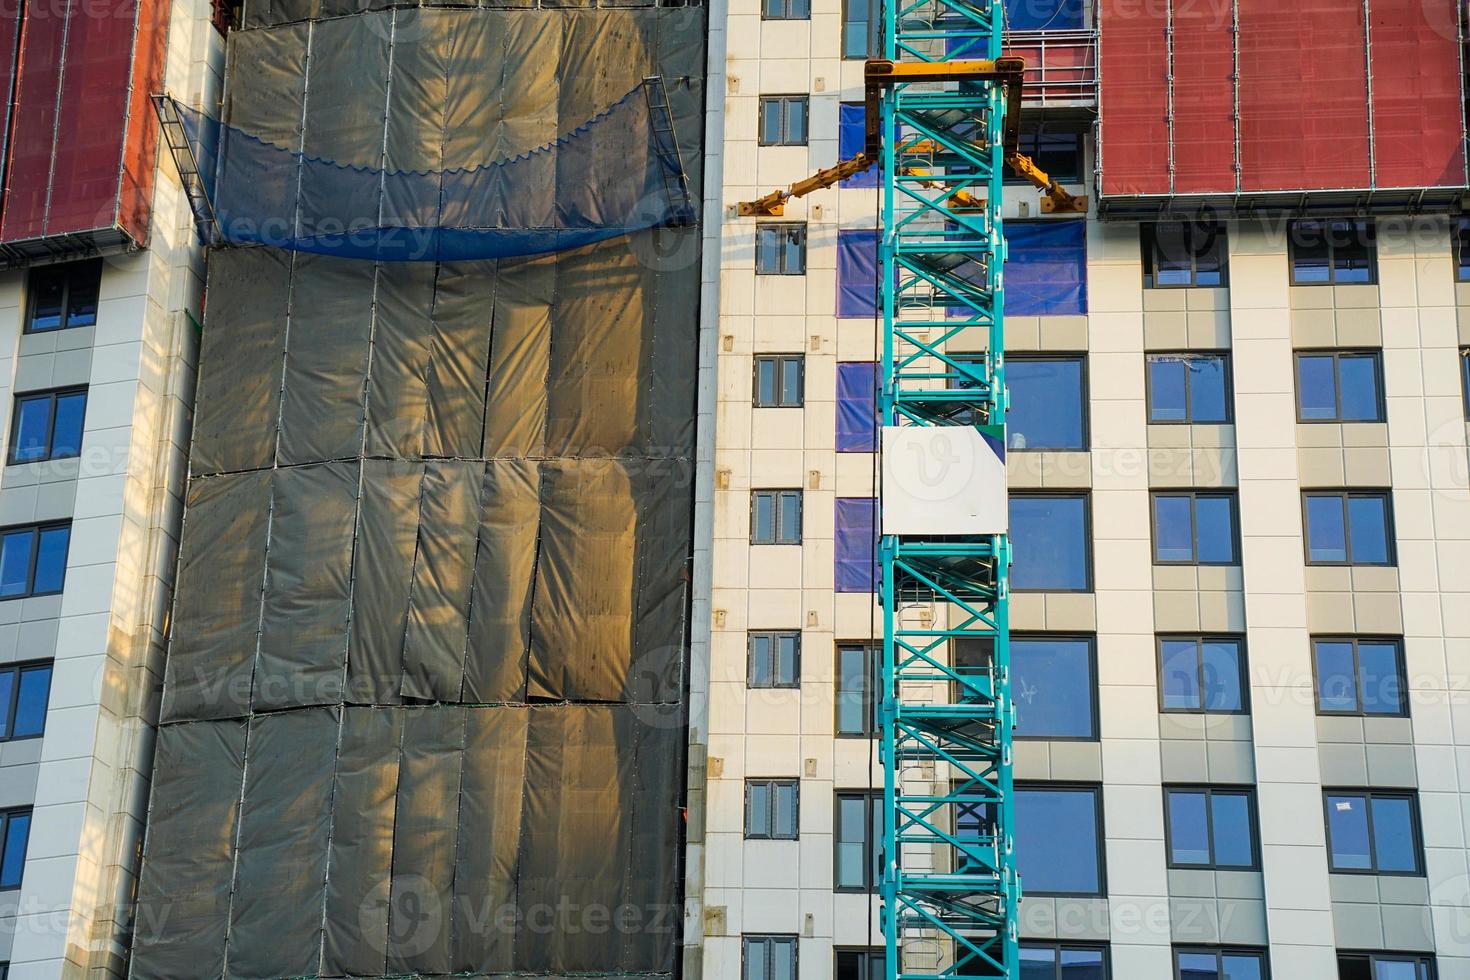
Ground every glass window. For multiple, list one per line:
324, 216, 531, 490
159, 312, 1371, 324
756, 223, 806, 275
1455, 217, 1469, 282
0, 523, 71, 599
1004, 0, 1086, 31
1173, 947, 1268, 980
1313, 637, 1405, 716
1325, 791, 1423, 874
1019, 943, 1109, 980
1303, 491, 1393, 565
1295, 351, 1384, 422
746, 779, 799, 840
1158, 636, 1246, 713
1165, 787, 1258, 869
842, 0, 880, 58
1005, 126, 1085, 185
744, 936, 798, 980
25, 260, 101, 333
1289, 219, 1377, 285
763, 0, 809, 19
760, 96, 809, 146
0, 662, 52, 741
1008, 356, 1087, 450
836, 643, 879, 736
1015, 785, 1104, 895
1337, 953, 1435, 980
836, 949, 885, 980
1143, 223, 1229, 288
8, 388, 86, 465
1012, 636, 1096, 739
1010, 494, 1091, 591
749, 631, 800, 688
754, 356, 804, 408
835, 791, 882, 891
1147, 353, 1231, 423
1152, 492, 1238, 565
0, 808, 30, 890
751, 490, 802, 544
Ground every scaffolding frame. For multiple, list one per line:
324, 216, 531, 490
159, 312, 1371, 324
879, 1, 1016, 980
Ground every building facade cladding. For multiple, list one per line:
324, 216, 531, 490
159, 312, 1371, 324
703, 3, 1470, 980
127, 4, 707, 980
0, 0, 223, 974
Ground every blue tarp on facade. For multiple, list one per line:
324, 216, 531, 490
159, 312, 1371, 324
836, 362, 878, 453
1006, 220, 1087, 315
835, 497, 878, 593
838, 104, 878, 188
837, 228, 880, 318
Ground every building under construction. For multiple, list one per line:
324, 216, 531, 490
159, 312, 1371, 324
0, 0, 1466, 978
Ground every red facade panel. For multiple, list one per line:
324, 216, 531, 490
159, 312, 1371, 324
1097, 0, 1170, 195
1171, 0, 1235, 193
1239, 0, 1370, 191
1370, 0, 1465, 188
0, 0, 170, 249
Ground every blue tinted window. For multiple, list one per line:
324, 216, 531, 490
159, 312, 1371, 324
1314, 638, 1405, 716
1019, 945, 1109, 980
836, 645, 878, 736
744, 937, 798, 980
10, 398, 52, 463
1010, 495, 1090, 591
1148, 354, 1230, 423
1009, 357, 1086, 450
1167, 788, 1256, 869
1326, 791, 1421, 874
1016, 786, 1103, 895
1305, 495, 1348, 562
1338, 954, 1436, 980
835, 792, 881, 890
1314, 640, 1359, 712
1296, 352, 1383, 422
8, 665, 50, 740
0, 810, 29, 889
1175, 949, 1267, 980
0, 531, 34, 598
1347, 495, 1390, 565
1290, 219, 1377, 285
1005, 0, 1084, 29
1153, 493, 1237, 565
33, 527, 69, 594
1305, 492, 1393, 565
26, 261, 100, 333
8, 389, 86, 465
1160, 637, 1245, 713
1013, 636, 1095, 739
0, 524, 71, 599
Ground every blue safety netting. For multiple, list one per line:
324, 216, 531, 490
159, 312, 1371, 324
835, 497, 879, 593
1006, 219, 1087, 315
837, 228, 880, 317
838, 104, 878, 188
174, 80, 694, 262
836, 362, 878, 452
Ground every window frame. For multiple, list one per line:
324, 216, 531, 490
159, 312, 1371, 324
1005, 353, 1090, 451
841, 0, 880, 59
834, 947, 885, 980
833, 789, 882, 892
1454, 216, 1469, 283
1155, 634, 1250, 715
1310, 636, 1408, 717
1163, 785, 1261, 871
0, 660, 53, 742
1141, 222, 1230, 289
1288, 218, 1378, 286
1008, 491, 1093, 593
1144, 351, 1233, 424
1293, 349, 1386, 423
1337, 951, 1436, 980
753, 355, 805, 408
745, 778, 800, 841
742, 935, 799, 980
24, 260, 102, 335
1010, 633, 1099, 742
1149, 490, 1240, 566
761, 0, 809, 20
1171, 946, 1270, 980
751, 489, 803, 545
1003, 124, 1086, 187
8, 386, 87, 466
758, 95, 810, 147
0, 521, 71, 600
1322, 789, 1425, 876
1301, 490, 1395, 566
1017, 942, 1111, 980
0, 807, 31, 891
755, 222, 807, 276
835, 641, 880, 738
748, 630, 801, 689
1015, 782, 1107, 897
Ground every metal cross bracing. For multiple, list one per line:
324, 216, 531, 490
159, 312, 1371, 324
878, 1, 1017, 980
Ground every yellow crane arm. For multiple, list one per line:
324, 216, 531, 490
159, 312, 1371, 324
737, 154, 877, 216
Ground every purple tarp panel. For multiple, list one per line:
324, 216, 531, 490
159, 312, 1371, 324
836, 362, 877, 453
837, 228, 880, 318
838, 103, 878, 188
835, 497, 878, 593
1006, 220, 1087, 316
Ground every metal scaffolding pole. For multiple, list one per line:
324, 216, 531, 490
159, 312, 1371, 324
878, 0, 1017, 978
